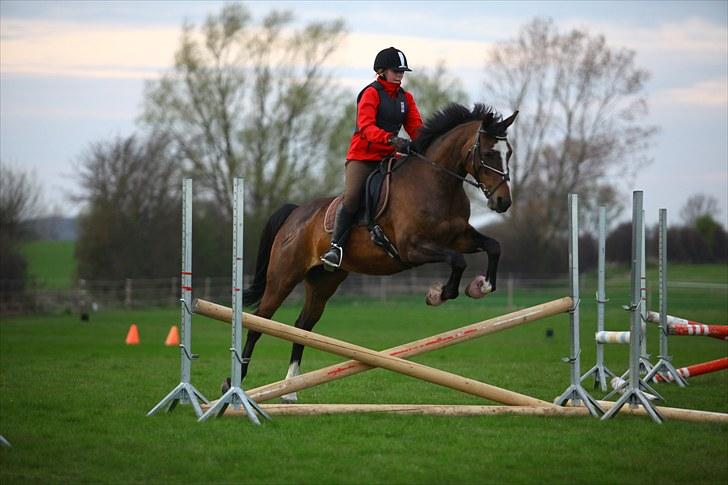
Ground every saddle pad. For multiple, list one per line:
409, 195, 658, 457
324, 196, 344, 233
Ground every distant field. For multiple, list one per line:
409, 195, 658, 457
1, 280, 726, 483
21, 240, 76, 289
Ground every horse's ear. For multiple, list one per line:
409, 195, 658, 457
500, 110, 519, 129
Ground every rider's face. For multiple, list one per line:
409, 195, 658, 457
383, 69, 405, 83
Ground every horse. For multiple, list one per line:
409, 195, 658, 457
233, 103, 518, 402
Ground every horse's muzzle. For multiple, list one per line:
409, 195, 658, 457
493, 196, 511, 213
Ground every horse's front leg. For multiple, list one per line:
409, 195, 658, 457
452, 225, 501, 298
404, 242, 467, 306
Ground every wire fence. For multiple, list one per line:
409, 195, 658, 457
2, 271, 725, 316
0, 271, 573, 315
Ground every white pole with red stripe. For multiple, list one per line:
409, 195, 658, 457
654, 357, 728, 382
646, 312, 728, 340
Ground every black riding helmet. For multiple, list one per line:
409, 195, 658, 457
373, 47, 412, 72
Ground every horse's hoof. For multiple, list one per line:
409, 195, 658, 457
280, 393, 298, 404
465, 275, 492, 299
220, 377, 231, 394
426, 283, 443, 306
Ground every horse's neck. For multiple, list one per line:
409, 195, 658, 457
419, 122, 474, 184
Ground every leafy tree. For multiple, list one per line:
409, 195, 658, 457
141, 3, 349, 259
73, 135, 181, 280
0, 163, 41, 299
482, 18, 656, 242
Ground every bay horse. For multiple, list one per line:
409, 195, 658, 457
234, 103, 517, 402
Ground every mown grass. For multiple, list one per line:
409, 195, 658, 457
1, 269, 726, 484
21, 240, 76, 289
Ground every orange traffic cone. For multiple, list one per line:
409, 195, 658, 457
125, 323, 140, 345
164, 325, 180, 346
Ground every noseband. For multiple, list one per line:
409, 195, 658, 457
468, 122, 511, 199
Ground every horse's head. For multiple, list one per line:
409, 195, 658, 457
466, 111, 518, 213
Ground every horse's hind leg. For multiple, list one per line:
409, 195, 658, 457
281, 266, 348, 403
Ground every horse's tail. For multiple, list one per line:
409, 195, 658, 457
243, 203, 298, 308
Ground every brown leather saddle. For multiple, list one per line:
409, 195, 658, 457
324, 157, 403, 259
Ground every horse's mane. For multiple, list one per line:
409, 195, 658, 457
413, 103, 502, 153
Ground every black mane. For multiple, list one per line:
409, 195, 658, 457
413, 103, 502, 153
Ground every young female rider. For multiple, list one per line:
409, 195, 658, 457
320, 47, 423, 270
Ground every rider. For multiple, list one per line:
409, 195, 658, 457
320, 47, 423, 271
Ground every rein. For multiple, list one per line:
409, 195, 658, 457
407, 122, 510, 200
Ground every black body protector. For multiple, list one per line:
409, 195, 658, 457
355, 81, 408, 135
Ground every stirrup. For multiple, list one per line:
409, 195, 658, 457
320, 243, 343, 271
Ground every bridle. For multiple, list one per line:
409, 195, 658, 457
409, 120, 511, 200
468, 122, 511, 199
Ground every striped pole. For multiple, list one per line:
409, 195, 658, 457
595, 331, 631, 344
654, 357, 728, 383
646, 312, 727, 340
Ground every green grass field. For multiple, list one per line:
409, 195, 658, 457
21, 240, 76, 289
1, 267, 727, 484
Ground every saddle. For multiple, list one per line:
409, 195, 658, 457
324, 157, 403, 259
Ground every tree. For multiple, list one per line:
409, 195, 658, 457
0, 163, 41, 304
73, 135, 181, 280
680, 193, 720, 226
405, 62, 469, 122
141, 3, 349, 259
482, 18, 656, 242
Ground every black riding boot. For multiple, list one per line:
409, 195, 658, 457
321, 205, 354, 271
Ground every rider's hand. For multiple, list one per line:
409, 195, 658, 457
389, 136, 411, 154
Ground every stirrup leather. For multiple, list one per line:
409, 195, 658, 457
321, 243, 344, 269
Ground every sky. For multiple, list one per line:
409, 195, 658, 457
1, 0, 726, 228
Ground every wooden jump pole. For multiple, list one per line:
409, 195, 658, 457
194, 298, 557, 408
211, 402, 728, 423
196, 297, 572, 403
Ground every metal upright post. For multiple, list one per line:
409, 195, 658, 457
644, 209, 688, 386
639, 210, 653, 374
554, 194, 603, 416
148, 178, 209, 417
602, 191, 663, 422
581, 206, 617, 391
199, 178, 270, 424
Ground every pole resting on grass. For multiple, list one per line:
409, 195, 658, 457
202, 297, 573, 405
198, 178, 270, 425
148, 178, 209, 418
194, 298, 556, 408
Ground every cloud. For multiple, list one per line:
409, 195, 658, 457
0, 19, 178, 78
654, 78, 728, 108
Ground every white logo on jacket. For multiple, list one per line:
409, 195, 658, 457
400, 101, 405, 113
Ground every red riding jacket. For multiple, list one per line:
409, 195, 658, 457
346, 77, 423, 161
